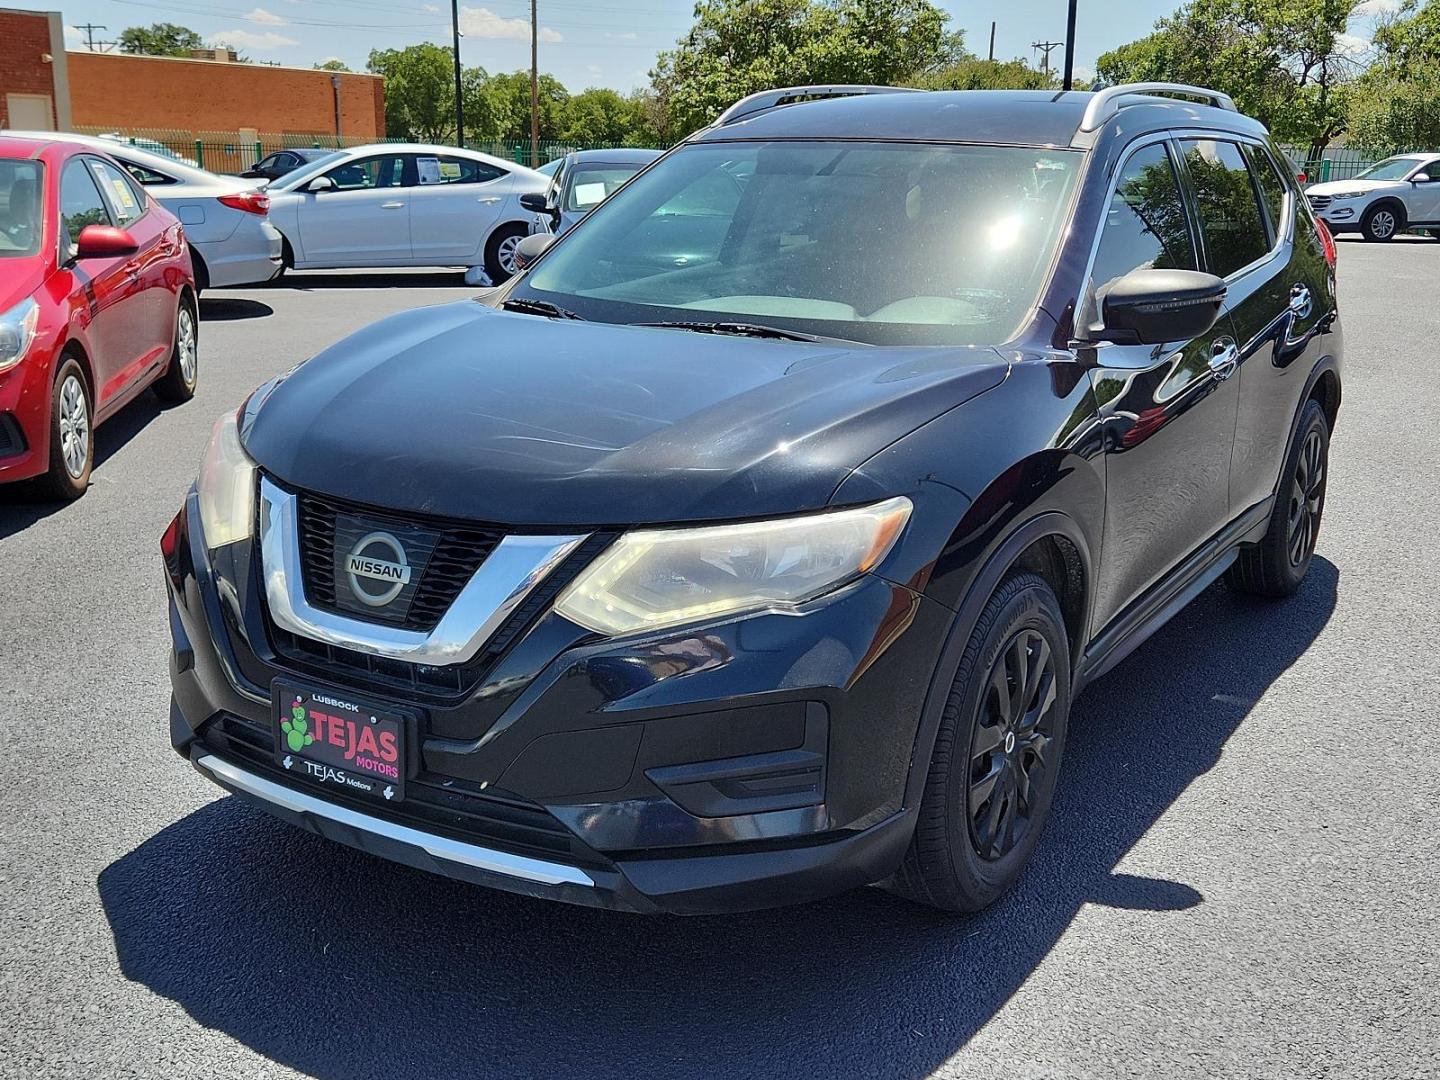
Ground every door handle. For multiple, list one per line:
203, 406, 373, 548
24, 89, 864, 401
476, 196, 502, 204
380, 201, 405, 209
1288, 283, 1313, 319
1208, 340, 1239, 381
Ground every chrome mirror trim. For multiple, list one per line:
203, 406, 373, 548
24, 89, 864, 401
258, 477, 586, 666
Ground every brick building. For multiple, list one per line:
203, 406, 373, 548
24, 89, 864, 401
0, 8, 72, 129
1, 8, 384, 139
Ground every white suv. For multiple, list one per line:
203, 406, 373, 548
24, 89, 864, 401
1305, 152, 1440, 241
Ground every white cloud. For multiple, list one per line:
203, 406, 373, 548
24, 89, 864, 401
422, 3, 440, 10
245, 7, 289, 25
1354, 0, 1402, 14
586, 64, 603, 77
63, 24, 87, 48
604, 31, 638, 40
459, 6, 561, 42
1335, 31, 1374, 59
209, 28, 299, 48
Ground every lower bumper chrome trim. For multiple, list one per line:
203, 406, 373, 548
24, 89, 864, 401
195, 753, 595, 888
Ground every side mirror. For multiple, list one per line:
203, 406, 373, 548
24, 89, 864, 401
513, 233, 554, 271
75, 224, 139, 260
1413, 172, 1432, 184
1096, 268, 1226, 346
307, 175, 336, 193
519, 191, 549, 213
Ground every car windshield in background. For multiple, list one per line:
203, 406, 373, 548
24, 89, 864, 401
566, 164, 646, 210
1354, 157, 1420, 181
269, 150, 347, 190
521, 140, 1080, 346
0, 160, 44, 258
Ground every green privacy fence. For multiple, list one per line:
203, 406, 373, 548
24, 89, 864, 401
70, 127, 661, 174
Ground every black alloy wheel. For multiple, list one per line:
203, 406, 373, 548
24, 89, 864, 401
1287, 426, 1326, 569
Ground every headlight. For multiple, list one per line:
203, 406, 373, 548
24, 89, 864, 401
0, 297, 40, 373
554, 497, 912, 636
1329, 191, 1364, 200
196, 410, 256, 548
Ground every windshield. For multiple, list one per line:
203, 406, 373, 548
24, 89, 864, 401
1354, 157, 1421, 181
0, 160, 44, 259
520, 140, 1080, 346
566, 163, 647, 211
270, 150, 348, 190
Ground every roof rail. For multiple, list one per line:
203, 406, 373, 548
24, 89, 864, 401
1079, 82, 1237, 132
713, 84, 920, 127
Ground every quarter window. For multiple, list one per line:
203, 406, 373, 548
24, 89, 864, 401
1088, 142, 1196, 314
1244, 144, 1291, 244
1179, 139, 1269, 278
59, 159, 112, 255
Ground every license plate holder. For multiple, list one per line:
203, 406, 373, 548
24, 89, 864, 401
271, 680, 412, 804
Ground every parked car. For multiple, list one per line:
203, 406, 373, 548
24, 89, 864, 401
97, 133, 199, 168
1305, 151, 1440, 240
1, 136, 197, 499
240, 147, 341, 183
534, 157, 562, 178
523, 148, 663, 236
164, 84, 1341, 915
264, 144, 549, 281
6, 131, 283, 289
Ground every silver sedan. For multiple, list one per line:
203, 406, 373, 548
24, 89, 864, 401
8, 131, 283, 289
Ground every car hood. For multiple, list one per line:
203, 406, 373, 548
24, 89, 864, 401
242, 300, 1009, 525
0, 258, 45, 315
1305, 179, 1398, 196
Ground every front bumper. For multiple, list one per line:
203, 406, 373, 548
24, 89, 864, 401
167, 493, 951, 913
1308, 198, 1362, 229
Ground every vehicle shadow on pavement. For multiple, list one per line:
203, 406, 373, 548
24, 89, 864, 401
274, 271, 471, 290
199, 298, 274, 322
98, 560, 1337, 1080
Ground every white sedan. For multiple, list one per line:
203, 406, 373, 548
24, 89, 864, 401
265, 144, 548, 281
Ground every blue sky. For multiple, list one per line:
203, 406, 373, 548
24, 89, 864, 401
21, 0, 1399, 93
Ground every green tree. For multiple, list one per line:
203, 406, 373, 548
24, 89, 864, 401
314, 59, 352, 72
650, 0, 965, 134
367, 43, 458, 142
918, 57, 1056, 91
1096, 0, 1360, 155
482, 71, 572, 143
117, 22, 204, 57
558, 88, 648, 145
1347, 0, 1440, 150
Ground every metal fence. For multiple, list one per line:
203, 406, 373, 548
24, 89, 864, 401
71, 127, 660, 174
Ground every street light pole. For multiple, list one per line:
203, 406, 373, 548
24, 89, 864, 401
1062, 0, 1077, 91
451, 0, 464, 146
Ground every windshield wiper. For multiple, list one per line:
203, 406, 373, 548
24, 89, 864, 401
634, 320, 829, 343
501, 297, 585, 320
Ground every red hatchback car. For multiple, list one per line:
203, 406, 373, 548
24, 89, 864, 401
0, 135, 197, 499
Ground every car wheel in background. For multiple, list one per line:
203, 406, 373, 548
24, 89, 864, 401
1227, 399, 1330, 598
890, 572, 1071, 912
37, 358, 93, 500
485, 223, 529, 283
1361, 203, 1401, 241
190, 249, 209, 294
154, 294, 199, 404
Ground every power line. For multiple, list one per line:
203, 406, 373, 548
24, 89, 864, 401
1031, 39, 1062, 76
75, 22, 107, 49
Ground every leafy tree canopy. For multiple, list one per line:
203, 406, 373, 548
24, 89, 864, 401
117, 22, 204, 57
1347, 0, 1440, 149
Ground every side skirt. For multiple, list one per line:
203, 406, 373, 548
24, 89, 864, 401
1075, 498, 1272, 693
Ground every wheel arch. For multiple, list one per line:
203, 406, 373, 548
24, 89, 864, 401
1366, 196, 1407, 230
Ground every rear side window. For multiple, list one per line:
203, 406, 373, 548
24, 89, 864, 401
1180, 139, 1269, 278
415, 154, 505, 186
1244, 144, 1291, 243
1089, 142, 1196, 306
59, 158, 112, 255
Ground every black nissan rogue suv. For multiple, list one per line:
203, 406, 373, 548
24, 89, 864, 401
163, 84, 1342, 914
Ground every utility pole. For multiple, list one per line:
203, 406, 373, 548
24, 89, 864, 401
450, 0, 464, 146
529, 0, 539, 168
988, 21, 995, 62
1062, 0, 1077, 91
1031, 39, 1062, 77
75, 22, 106, 50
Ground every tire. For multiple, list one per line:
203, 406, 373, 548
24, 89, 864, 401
1227, 399, 1330, 597
35, 358, 92, 501
190, 249, 209, 294
268, 236, 293, 284
1428, 229, 1440, 241
154, 293, 198, 404
1361, 202, 1402, 242
891, 572, 1072, 913
484, 223, 529, 283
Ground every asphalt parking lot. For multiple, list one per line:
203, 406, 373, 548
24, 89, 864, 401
1, 243, 1437, 1080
